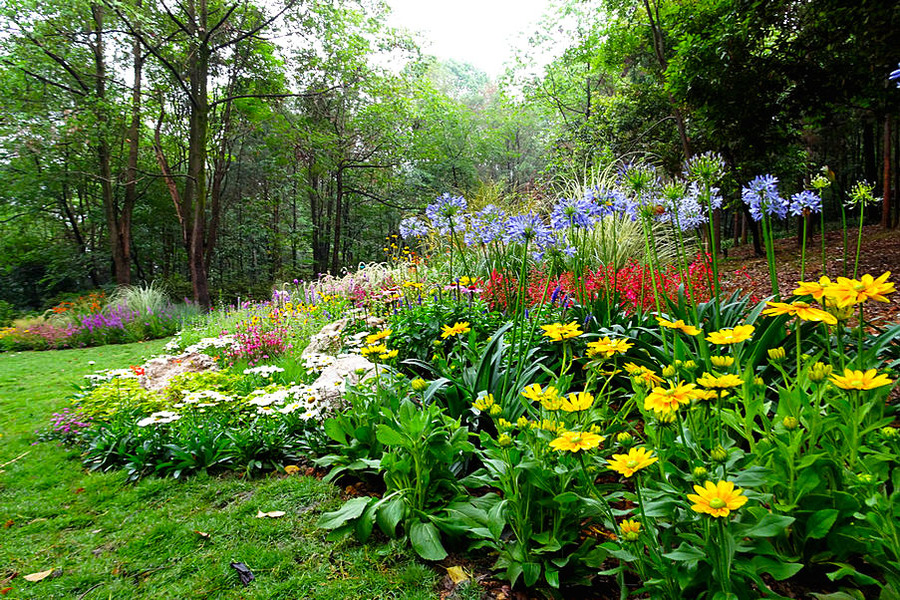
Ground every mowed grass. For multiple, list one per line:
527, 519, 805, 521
0, 341, 439, 599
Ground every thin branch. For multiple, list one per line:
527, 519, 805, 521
159, 0, 193, 37
344, 187, 408, 209
10, 17, 90, 92
212, 0, 299, 51
205, 2, 239, 43
1, 59, 86, 96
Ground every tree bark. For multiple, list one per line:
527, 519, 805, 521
882, 113, 892, 228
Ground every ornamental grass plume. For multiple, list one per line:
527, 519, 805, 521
687, 480, 748, 518
549, 430, 604, 452
829, 368, 893, 391
607, 447, 659, 477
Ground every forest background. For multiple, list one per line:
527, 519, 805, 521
1, 0, 898, 314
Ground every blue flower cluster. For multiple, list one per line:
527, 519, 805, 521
425, 193, 468, 234
788, 190, 822, 217
891, 63, 900, 88
742, 174, 787, 221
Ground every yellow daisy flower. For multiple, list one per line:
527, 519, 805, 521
824, 272, 895, 307
607, 447, 658, 478
561, 391, 594, 412
705, 324, 754, 345
549, 430, 604, 453
762, 301, 837, 325
697, 372, 743, 389
687, 480, 748, 518
361, 343, 388, 357
656, 317, 702, 336
441, 321, 471, 339
619, 519, 641, 542
586, 336, 634, 358
643, 381, 698, 414
710, 356, 735, 369
793, 276, 833, 300
829, 368, 893, 391
366, 328, 393, 344
540, 321, 584, 342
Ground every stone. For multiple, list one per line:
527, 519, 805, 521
141, 352, 219, 392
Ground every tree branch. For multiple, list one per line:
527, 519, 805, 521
212, 0, 299, 51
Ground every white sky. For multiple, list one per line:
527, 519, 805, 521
385, 0, 552, 78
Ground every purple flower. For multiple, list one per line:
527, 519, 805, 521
788, 190, 822, 216
551, 197, 596, 230
504, 213, 555, 250
399, 216, 429, 239
891, 63, 900, 87
742, 175, 787, 221
465, 204, 506, 245
425, 193, 468, 234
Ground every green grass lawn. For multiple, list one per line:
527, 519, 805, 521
0, 341, 441, 599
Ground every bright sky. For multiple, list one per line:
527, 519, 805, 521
385, 0, 552, 78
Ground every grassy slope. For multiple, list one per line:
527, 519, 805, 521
0, 341, 438, 599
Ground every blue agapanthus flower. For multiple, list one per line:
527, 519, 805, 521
464, 204, 506, 246
742, 175, 787, 221
890, 63, 900, 87
504, 213, 555, 250
619, 162, 661, 204
667, 183, 711, 230
425, 193, 468, 234
551, 197, 596, 230
788, 190, 822, 216
586, 187, 637, 221
399, 216, 429, 239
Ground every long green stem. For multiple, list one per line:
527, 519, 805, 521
800, 216, 808, 281
853, 202, 864, 279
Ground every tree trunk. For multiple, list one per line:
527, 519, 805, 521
120, 0, 143, 285
331, 167, 343, 274
882, 113, 892, 228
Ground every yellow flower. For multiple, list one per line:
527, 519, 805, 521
411, 378, 429, 392
693, 389, 724, 402
705, 324, 754, 345
549, 430, 604, 452
656, 317, 702, 336
379, 349, 398, 360
402, 281, 424, 289
793, 276, 832, 300
561, 391, 594, 412
767, 347, 786, 362
824, 272, 895, 307
624, 362, 663, 386
586, 336, 634, 358
619, 519, 641, 542
361, 343, 388, 357
807, 362, 833, 383
284, 465, 301, 475
516, 416, 531, 429
687, 480, 748, 518
829, 368, 893, 391
540, 321, 584, 342
710, 356, 734, 369
538, 419, 562, 433
697, 372, 743, 389
441, 321, 471, 339
366, 329, 394, 344
607, 447, 658, 478
644, 381, 698, 415
762, 301, 837, 325
473, 393, 496, 411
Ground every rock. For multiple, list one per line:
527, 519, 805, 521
311, 354, 376, 408
141, 352, 219, 392
301, 319, 348, 357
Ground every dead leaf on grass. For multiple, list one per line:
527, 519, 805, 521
23, 569, 53, 582
255, 510, 285, 518
446, 565, 469, 584
194, 530, 211, 539
283, 465, 300, 475
0, 586, 11, 595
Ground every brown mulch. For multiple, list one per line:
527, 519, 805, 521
719, 224, 900, 327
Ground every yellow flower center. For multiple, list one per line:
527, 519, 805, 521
626, 459, 638, 468
709, 498, 726, 509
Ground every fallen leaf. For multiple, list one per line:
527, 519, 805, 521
255, 510, 285, 519
0, 587, 11, 595
446, 565, 469, 585
3, 520, 12, 528
194, 530, 211, 539
74, 488, 85, 494
283, 465, 300, 475
229, 562, 254, 586
23, 569, 53, 582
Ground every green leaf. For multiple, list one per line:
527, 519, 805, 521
375, 424, 406, 447
827, 563, 881, 586
522, 562, 541, 587
323, 419, 347, 444
739, 513, 794, 538
317, 496, 372, 530
805, 509, 840, 540
376, 495, 405, 537
662, 542, 706, 562
751, 556, 803, 580
409, 520, 447, 561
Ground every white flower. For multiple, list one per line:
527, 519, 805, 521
88, 360, 96, 366
137, 411, 182, 427
243, 365, 285, 377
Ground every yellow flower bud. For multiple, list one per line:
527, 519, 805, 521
782, 416, 799, 430
808, 362, 833, 383
411, 378, 428, 392
692, 466, 708, 480
768, 347, 786, 362
711, 446, 728, 463
616, 431, 633, 445
497, 433, 513, 447
662, 365, 677, 378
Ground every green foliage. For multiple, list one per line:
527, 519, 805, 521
77, 378, 165, 419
